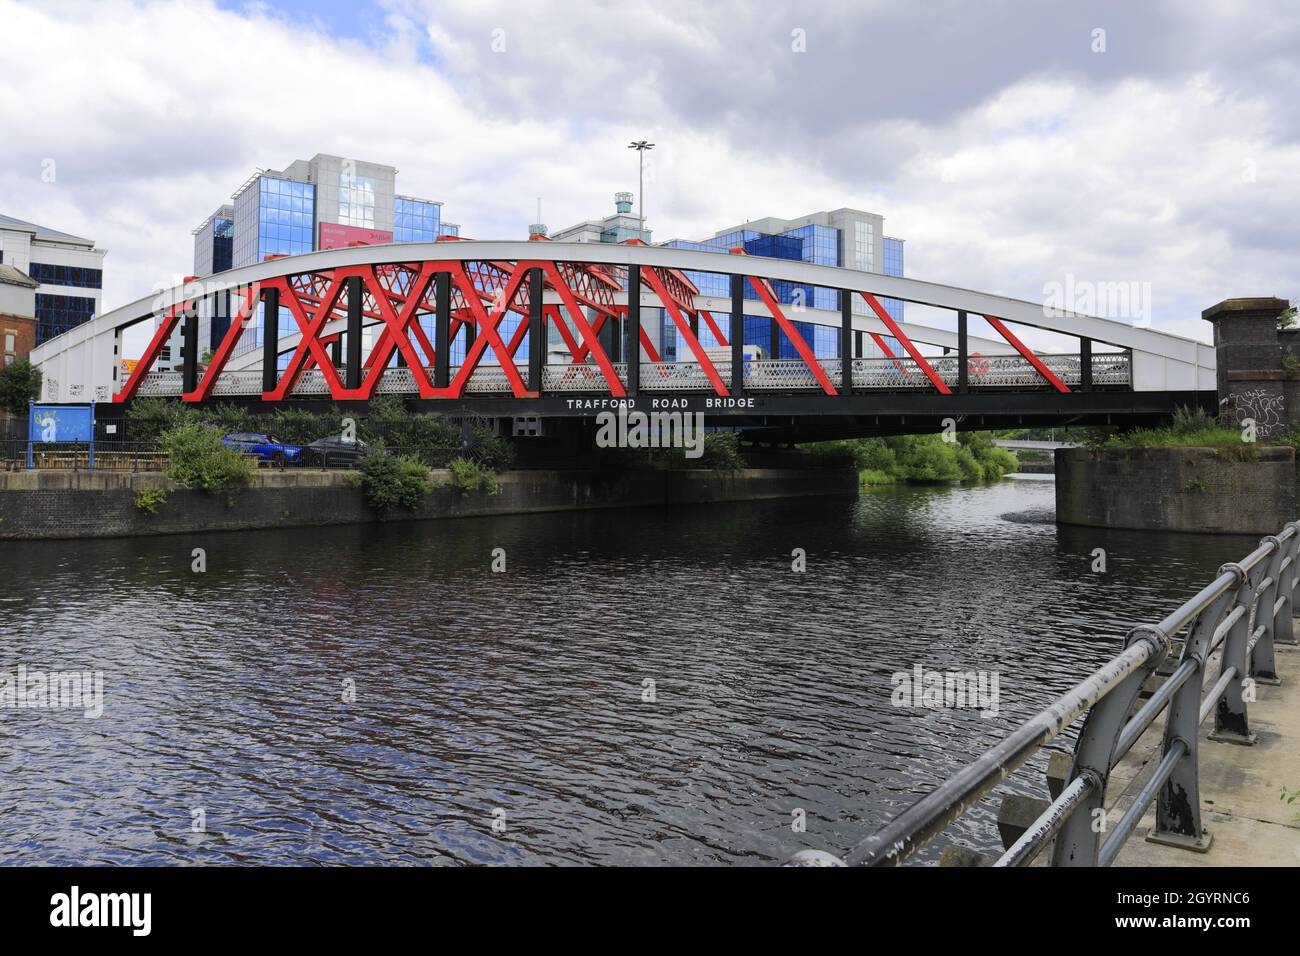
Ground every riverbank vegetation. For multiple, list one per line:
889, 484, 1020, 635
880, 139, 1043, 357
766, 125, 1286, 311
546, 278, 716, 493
810, 432, 1018, 486
355, 452, 433, 512
125, 396, 516, 469
1094, 405, 1245, 449
163, 423, 256, 497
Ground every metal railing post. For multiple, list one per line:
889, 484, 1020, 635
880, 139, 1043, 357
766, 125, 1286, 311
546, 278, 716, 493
1276, 522, 1300, 645
1250, 536, 1283, 684
1050, 625, 1169, 866
1148, 587, 1236, 851
1292, 523, 1300, 638
1211, 562, 1260, 745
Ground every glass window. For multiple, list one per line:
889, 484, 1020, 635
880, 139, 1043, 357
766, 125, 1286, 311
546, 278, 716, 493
339, 174, 377, 228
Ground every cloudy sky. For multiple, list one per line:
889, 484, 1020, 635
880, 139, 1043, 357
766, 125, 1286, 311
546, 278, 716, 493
2, 0, 1298, 349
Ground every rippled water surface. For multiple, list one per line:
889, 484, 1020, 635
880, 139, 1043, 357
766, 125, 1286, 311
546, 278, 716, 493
0, 479, 1261, 865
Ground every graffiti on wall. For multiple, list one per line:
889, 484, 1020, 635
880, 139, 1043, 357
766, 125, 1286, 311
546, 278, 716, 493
1222, 387, 1286, 438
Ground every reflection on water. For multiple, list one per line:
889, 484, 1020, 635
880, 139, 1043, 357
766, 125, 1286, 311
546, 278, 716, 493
0, 480, 1260, 865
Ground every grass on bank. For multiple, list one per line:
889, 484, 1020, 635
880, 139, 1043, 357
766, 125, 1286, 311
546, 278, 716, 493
1098, 406, 1246, 449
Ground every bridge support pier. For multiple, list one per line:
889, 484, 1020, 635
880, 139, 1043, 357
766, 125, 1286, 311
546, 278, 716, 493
1204, 297, 1291, 439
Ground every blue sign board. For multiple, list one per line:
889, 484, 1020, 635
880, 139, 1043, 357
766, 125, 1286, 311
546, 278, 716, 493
29, 404, 95, 443
27, 403, 96, 470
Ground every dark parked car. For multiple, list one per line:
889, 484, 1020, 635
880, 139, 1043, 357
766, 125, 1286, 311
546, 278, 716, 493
304, 436, 370, 467
221, 433, 304, 464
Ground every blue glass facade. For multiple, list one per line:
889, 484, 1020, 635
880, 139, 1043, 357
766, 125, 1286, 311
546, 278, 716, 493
231, 177, 315, 356
26, 262, 103, 289
882, 237, 905, 324
212, 217, 233, 273
258, 178, 314, 260
394, 197, 442, 242
35, 293, 96, 345
663, 223, 843, 360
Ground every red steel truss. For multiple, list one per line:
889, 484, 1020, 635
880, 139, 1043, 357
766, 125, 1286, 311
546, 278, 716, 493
111, 248, 1070, 404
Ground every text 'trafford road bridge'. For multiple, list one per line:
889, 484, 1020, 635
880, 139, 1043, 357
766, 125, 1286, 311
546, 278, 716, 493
31, 239, 1215, 441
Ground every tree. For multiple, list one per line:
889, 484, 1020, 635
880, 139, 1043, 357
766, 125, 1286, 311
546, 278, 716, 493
0, 358, 42, 417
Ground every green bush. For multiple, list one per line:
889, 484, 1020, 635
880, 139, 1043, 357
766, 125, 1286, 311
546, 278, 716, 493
805, 431, 1017, 485
268, 407, 342, 446
448, 456, 501, 495
133, 487, 168, 514
0, 358, 42, 417
163, 423, 255, 495
361, 395, 459, 456
357, 452, 431, 512
127, 397, 200, 442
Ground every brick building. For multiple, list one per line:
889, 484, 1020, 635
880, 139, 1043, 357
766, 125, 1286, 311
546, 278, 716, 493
0, 263, 39, 367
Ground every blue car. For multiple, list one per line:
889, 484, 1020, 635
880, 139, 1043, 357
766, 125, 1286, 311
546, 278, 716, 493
222, 433, 304, 464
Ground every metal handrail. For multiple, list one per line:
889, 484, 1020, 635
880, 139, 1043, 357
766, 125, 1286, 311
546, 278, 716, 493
790, 521, 1300, 867
129, 351, 1134, 397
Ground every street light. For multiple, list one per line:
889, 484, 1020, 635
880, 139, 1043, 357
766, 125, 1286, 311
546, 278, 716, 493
627, 140, 654, 238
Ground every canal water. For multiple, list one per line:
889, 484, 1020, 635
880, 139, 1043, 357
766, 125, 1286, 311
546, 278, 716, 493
0, 477, 1262, 865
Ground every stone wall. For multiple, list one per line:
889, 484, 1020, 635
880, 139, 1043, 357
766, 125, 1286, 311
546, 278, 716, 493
1055, 446, 1296, 534
0, 466, 857, 540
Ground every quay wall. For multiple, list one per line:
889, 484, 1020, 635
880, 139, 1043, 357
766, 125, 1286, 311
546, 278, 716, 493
0, 467, 857, 540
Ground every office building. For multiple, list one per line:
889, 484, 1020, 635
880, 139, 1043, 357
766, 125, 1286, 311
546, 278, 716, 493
169, 153, 458, 370
0, 214, 106, 348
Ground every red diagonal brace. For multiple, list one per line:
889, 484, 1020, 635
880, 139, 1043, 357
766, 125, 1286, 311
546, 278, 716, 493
638, 266, 728, 395
860, 292, 952, 394
541, 261, 626, 396
698, 309, 728, 347
733, 255, 836, 396
444, 262, 535, 398
184, 285, 258, 402
343, 263, 440, 399
263, 272, 350, 401
984, 315, 1070, 392
114, 277, 199, 402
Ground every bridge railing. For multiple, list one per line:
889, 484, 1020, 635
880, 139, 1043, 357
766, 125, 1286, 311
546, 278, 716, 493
788, 521, 1300, 867
131, 351, 1132, 399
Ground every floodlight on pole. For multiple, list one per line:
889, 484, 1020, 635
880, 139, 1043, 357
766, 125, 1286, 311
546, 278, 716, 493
628, 140, 655, 238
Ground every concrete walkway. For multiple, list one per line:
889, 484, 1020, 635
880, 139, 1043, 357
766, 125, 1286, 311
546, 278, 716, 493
1109, 643, 1300, 867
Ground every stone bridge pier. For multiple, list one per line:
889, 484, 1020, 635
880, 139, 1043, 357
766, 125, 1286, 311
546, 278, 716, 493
1204, 297, 1294, 439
